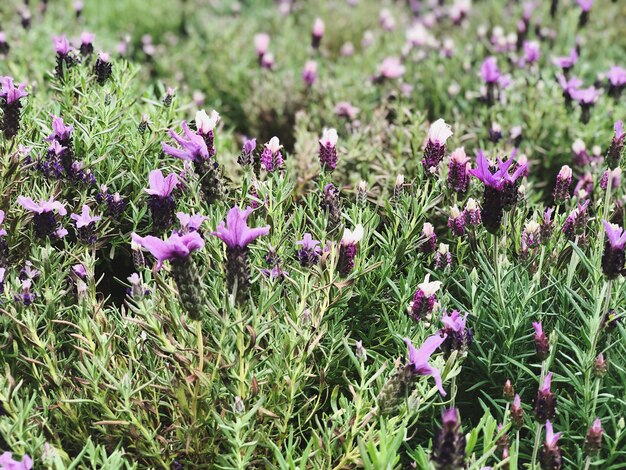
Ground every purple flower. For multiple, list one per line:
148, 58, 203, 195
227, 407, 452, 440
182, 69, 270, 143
80, 31, 95, 45
133, 231, 205, 269
584, 418, 603, 454
607, 66, 626, 87
576, 0, 593, 11
553, 165, 572, 203
540, 421, 563, 470
607, 120, 625, 166
375, 57, 405, 80
0, 76, 28, 104
439, 310, 472, 353
447, 206, 465, 237
410, 274, 442, 320
302, 60, 318, 87
510, 394, 524, 429
260, 137, 284, 172
70, 204, 101, 228
338, 224, 364, 275
421, 222, 437, 254
53, 34, 71, 55
571, 86, 600, 105
534, 372, 556, 423
404, 334, 447, 396
432, 408, 466, 469
532, 321, 550, 360
557, 74, 583, 103
0, 452, 33, 470
481, 57, 501, 84
238, 137, 257, 167
18, 196, 66, 215
72, 263, 87, 279
470, 150, 528, 190
552, 48, 578, 70
319, 128, 338, 171
523, 40, 541, 65
162, 121, 209, 162
335, 101, 359, 120
562, 199, 590, 240
176, 212, 207, 234
254, 33, 270, 57
145, 169, 178, 197
448, 147, 470, 192
46, 115, 73, 142
296, 233, 322, 267
211, 206, 270, 249
602, 220, 626, 279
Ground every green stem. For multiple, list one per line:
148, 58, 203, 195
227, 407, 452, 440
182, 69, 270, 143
584, 455, 592, 470
531, 422, 543, 470
493, 233, 506, 314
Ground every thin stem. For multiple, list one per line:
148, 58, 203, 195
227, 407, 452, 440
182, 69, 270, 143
531, 422, 543, 470
584, 455, 592, 470
493, 233, 506, 314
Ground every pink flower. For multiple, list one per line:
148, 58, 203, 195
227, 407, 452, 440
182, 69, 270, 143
133, 231, 205, 269
211, 206, 270, 249
162, 121, 209, 162
0, 76, 28, 104
145, 169, 178, 197
376, 57, 405, 80
70, 205, 101, 228
17, 196, 66, 215
53, 34, 71, 55
404, 334, 447, 396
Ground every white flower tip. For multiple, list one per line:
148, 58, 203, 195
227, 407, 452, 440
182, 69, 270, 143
395, 174, 405, 186
343, 224, 364, 244
320, 128, 338, 146
422, 222, 434, 236
266, 136, 282, 153
428, 118, 453, 144
196, 109, 220, 133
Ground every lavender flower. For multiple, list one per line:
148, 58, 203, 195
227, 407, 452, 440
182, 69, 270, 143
435, 243, 452, 270
133, 231, 206, 319
301, 60, 318, 87
447, 147, 470, 192
319, 128, 338, 171
510, 394, 524, 429
0, 76, 28, 139
127, 272, 148, 299
602, 220, 626, 279
53, 34, 75, 77
447, 206, 465, 237
378, 333, 447, 414
523, 40, 541, 65
238, 138, 257, 168
79, 31, 95, 56
260, 137, 284, 173
162, 121, 209, 162
562, 200, 589, 241
375, 57, 405, 82
600, 168, 621, 191
607, 66, 626, 98
334, 101, 359, 120
584, 418, 603, 455
432, 408, 466, 470
422, 119, 453, 174
571, 86, 600, 123
521, 221, 541, 257
15, 278, 36, 305
469, 150, 527, 233
439, 310, 472, 354
195, 109, 220, 154
145, 169, 178, 232
553, 165, 572, 203
321, 183, 341, 230
481, 56, 501, 105
46, 115, 75, 174
311, 18, 324, 49
577, 0, 593, 27
552, 48, 578, 73
533, 321, 550, 360
0, 452, 33, 470
557, 74, 583, 106
539, 421, 563, 470
606, 120, 625, 167
338, 224, 364, 275
94, 51, 112, 84
176, 212, 207, 235
593, 352, 607, 377
211, 206, 270, 301
464, 198, 482, 226
18, 196, 67, 240
503, 380, 515, 401
534, 372, 556, 423
406, 334, 447, 396
70, 205, 101, 244
296, 233, 322, 267
421, 222, 437, 254
409, 274, 441, 321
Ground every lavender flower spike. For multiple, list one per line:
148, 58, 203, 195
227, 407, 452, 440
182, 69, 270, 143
145, 169, 178, 232
260, 136, 284, 173
319, 128, 338, 171
602, 220, 626, 279
53, 34, 75, 77
212, 206, 270, 301
296, 233, 322, 267
70, 205, 101, 244
134, 231, 206, 320
540, 421, 563, 470
338, 224, 364, 275
0, 76, 28, 139
534, 372, 556, 423
422, 119, 453, 173
18, 196, 67, 240
606, 120, 625, 167
176, 212, 207, 235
